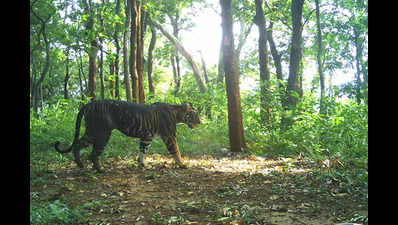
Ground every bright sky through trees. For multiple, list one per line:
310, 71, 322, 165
179, 2, 356, 92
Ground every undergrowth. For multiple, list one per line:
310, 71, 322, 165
30, 93, 367, 224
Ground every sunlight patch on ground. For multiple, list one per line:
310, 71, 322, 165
183, 155, 312, 175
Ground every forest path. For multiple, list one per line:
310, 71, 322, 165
30, 154, 367, 225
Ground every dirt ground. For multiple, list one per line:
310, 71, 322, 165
30, 153, 368, 225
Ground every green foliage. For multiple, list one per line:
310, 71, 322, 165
30, 200, 84, 225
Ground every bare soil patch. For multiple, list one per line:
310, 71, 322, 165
30, 154, 368, 224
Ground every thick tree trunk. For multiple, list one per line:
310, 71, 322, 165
284, 0, 304, 109
254, 0, 272, 126
136, 0, 145, 103
151, 20, 207, 93
87, 43, 98, 101
220, 0, 246, 152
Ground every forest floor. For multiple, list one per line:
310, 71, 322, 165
30, 153, 368, 225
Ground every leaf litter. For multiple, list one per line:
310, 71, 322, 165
30, 153, 368, 225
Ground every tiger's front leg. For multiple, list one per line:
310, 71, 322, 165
161, 136, 187, 169
137, 138, 152, 168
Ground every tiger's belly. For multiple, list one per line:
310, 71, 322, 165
118, 126, 159, 139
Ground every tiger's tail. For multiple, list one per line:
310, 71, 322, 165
54, 106, 86, 154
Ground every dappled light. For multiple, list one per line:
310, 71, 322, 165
31, 0, 367, 224
31, 153, 367, 224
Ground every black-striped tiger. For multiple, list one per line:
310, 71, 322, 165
54, 99, 201, 172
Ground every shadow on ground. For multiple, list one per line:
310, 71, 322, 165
30, 154, 368, 225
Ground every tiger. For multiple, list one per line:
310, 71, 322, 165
54, 99, 201, 173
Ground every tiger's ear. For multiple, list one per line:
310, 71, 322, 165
182, 102, 193, 111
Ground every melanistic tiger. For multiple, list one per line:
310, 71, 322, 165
54, 100, 201, 172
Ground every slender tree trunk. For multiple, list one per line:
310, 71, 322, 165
78, 55, 85, 100
152, 20, 207, 92
315, 0, 326, 113
115, 42, 121, 99
64, 48, 71, 99
199, 50, 209, 84
170, 53, 180, 94
123, 0, 132, 101
168, 12, 182, 93
129, 0, 138, 101
78, 51, 87, 98
99, 11, 105, 100
136, 0, 145, 103
147, 20, 156, 95
114, 0, 121, 99
217, 41, 224, 83
353, 25, 364, 104
254, 0, 272, 126
99, 46, 105, 99
220, 0, 246, 152
267, 22, 284, 87
82, 0, 98, 101
109, 62, 114, 98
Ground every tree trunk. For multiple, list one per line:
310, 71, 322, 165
170, 53, 181, 94
147, 20, 156, 95
217, 41, 224, 83
82, 0, 99, 101
151, 20, 207, 93
99, 46, 105, 99
99, 12, 105, 100
109, 62, 114, 98
129, 0, 138, 101
136, 0, 146, 103
353, 25, 364, 104
123, 0, 133, 101
198, 51, 209, 84
30, 0, 53, 116
267, 22, 283, 86
220, 0, 246, 152
315, 0, 326, 113
168, 12, 182, 93
64, 48, 71, 99
254, 0, 272, 126
284, 0, 304, 110
114, 0, 121, 99
78, 50, 87, 99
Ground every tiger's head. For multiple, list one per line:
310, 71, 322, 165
170, 102, 201, 129
183, 108, 201, 129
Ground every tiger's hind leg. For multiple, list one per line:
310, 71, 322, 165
90, 130, 112, 173
137, 138, 152, 168
73, 134, 91, 169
